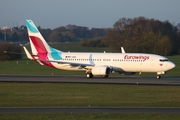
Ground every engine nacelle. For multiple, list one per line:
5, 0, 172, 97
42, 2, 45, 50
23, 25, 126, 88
92, 66, 110, 76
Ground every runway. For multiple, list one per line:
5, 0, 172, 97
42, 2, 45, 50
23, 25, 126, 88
1, 107, 180, 114
0, 74, 179, 85
0, 75, 180, 114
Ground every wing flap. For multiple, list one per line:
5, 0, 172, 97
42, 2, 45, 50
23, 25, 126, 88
39, 59, 94, 68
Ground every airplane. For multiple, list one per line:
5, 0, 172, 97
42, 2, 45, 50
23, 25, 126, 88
24, 20, 175, 79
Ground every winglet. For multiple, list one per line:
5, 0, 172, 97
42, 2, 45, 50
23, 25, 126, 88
23, 46, 33, 60
121, 47, 126, 53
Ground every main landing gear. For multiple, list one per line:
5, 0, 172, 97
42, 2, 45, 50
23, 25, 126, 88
86, 73, 109, 78
86, 73, 93, 78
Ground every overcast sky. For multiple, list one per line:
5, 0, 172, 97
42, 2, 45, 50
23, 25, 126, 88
1, 0, 180, 29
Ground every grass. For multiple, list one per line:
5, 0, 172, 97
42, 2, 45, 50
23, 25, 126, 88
49, 42, 111, 52
166, 56, 180, 76
0, 60, 82, 75
1, 83, 180, 120
0, 83, 180, 107
25, 42, 110, 53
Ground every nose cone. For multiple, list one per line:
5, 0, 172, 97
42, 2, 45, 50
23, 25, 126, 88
169, 62, 176, 70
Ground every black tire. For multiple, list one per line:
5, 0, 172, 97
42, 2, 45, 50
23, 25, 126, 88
157, 75, 161, 79
86, 73, 93, 78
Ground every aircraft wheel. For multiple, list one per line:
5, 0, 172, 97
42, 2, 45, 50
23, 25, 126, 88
87, 73, 93, 78
157, 75, 161, 79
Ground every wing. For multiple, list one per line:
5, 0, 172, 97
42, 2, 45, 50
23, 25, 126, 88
39, 59, 94, 68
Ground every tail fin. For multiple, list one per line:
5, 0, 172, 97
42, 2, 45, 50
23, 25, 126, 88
26, 20, 62, 67
26, 20, 62, 57
26, 20, 50, 55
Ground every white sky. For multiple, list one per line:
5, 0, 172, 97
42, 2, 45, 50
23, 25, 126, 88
1, 0, 180, 29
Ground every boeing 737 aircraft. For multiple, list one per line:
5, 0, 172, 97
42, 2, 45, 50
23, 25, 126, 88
24, 20, 175, 79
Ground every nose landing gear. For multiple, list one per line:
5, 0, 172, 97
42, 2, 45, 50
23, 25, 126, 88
156, 71, 166, 79
156, 75, 161, 79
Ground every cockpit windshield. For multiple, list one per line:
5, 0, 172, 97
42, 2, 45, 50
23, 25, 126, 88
159, 59, 169, 62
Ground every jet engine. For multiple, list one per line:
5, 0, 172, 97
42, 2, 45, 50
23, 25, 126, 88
92, 66, 110, 76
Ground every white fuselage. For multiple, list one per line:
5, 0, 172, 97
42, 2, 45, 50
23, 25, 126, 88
49, 52, 175, 73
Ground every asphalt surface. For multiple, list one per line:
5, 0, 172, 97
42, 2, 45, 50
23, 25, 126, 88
0, 107, 180, 114
0, 74, 180, 113
0, 74, 179, 85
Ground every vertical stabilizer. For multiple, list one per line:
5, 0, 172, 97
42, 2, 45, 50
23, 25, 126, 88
26, 20, 50, 55
26, 20, 62, 67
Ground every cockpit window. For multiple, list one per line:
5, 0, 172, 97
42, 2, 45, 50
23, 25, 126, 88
159, 59, 169, 62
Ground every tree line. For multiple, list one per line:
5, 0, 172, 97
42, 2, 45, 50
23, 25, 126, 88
105, 17, 180, 55
80, 37, 108, 47
0, 26, 28, 43
0, 25, 109, 43
0, 42, 22, 61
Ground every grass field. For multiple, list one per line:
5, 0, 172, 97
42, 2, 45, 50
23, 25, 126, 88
0, 83, 180, 120
25, 42, 110, 52
1, 83, 180, 107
